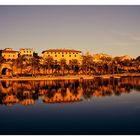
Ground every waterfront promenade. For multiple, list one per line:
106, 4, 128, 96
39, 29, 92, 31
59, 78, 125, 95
0, 73, 140, 81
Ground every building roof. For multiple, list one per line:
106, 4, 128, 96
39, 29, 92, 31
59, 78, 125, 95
20, 48, 34, 51
4, 48, 12, 50
2, 50, 18, 53
2, 48, 18, 53
42, 49, 81, 54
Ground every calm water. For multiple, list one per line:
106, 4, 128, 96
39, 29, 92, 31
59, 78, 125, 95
0, 77, 140, 135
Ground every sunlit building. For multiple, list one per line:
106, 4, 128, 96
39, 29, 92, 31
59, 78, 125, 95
19, 48, 34, 59
2, 48, 19, 60
42, 49, 82, 64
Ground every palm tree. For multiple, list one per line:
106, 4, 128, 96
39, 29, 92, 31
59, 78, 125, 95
69, 59, 80, 75
113, 57, 122, 73
103, 63, 108, 74
15, 55, 26, 77
96, 62, 103, 75
53, 62, 61, 76
60, 58, 67, 76
30, 57, 40, 77
100, 56, 112, 74
81, 55, 93, 75
119, 59, 132, 73
10, 59, 17, 77
44, 56, 54, 75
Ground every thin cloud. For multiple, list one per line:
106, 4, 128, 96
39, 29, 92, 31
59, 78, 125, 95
131, 36, 140, 41
109, 42, 130, 46
115, 42, 129, 46
110, 30, 140, 43
110, 30, 132, 37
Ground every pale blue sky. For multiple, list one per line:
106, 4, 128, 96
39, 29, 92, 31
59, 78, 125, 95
0, 5, 140, 58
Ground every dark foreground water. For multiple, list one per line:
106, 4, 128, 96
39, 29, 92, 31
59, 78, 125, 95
0, 77, 140, 135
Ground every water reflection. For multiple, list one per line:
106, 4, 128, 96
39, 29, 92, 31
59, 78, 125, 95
0, 77, 140, 106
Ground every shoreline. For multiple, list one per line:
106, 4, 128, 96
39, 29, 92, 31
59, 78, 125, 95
0, 73, 140, 81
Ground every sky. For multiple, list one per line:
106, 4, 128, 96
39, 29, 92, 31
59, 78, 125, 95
0, 5, 140, 58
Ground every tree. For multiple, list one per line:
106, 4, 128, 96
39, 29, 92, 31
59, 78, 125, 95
136, 56, 140, 61
69, 59, 80, 75
81, 55, 94, 75
100, 56, 112, 74
15, 55, 26, 77
60, 58, 67, 76
134, 57, 140, 72
30, 57, 40, 76
44, 56, 54, 75
0, 56, 5, 64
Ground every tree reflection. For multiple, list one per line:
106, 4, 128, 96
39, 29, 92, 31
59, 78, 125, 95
0, 77, 140, 106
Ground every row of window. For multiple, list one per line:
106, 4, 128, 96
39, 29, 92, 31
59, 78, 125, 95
3, 54, 32, 57
3, 55, 17, 57
46, 52, 79, 55
22, 51, 32, 53
24, 54, 32, 57
47, 54, 77, 57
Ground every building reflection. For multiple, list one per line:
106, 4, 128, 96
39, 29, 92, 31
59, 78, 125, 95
0, 77, 140, 106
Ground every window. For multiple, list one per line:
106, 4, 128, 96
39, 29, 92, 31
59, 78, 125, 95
51, 52, 53, 54
48, 55, 50, 57
76, 52, 78, 54
9, 55, 10, 57
30, 51, 31, 53
69, 55, 71, 57
55, 52, 56, 54
58, 52, 60, 54
24, 51, 25, 53
62, 55, 64, 57
69, 52, 71, 54
62, 52, 64, 54
66, 52, 67, 54
55, 55, 57, 57
27, 51, 28, 53
75, 55, 76, 57
47, 52, 49, 54
73, 52, 75, 54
